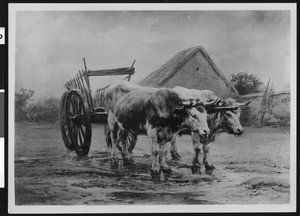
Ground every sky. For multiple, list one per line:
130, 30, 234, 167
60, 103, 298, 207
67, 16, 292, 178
15, 10, 291, 99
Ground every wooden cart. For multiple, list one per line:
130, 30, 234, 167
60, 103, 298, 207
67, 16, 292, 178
60, 58, 135, 156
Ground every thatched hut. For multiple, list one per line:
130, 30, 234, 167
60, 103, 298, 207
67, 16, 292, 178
139, 46, 238, 98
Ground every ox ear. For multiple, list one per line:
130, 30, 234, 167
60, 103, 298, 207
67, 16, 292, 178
182, 99, 200, 107
237, 100, 252, 107
173, 107, 186, 116
182, 99, 192, 106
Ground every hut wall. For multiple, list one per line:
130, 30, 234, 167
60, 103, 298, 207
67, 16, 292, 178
163, 52, 235, 98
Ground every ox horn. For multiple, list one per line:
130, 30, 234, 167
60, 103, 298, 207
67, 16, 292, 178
236, 100, 252, 107
210, 106, 239, 111
202, 98, 222, 107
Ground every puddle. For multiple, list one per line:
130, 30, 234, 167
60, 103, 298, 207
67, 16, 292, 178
109, 191, 213, 204
15, 157, 46, 164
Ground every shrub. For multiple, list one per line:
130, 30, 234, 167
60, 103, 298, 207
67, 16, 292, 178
15, 88, 60, 122
15, 88, 35, 121
230, 72, 262, 95
27, 96, 60, 122
240, 106, 258, 126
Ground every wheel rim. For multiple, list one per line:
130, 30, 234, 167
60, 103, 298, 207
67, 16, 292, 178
65, 90, 91, 155
60, 91, 74, 150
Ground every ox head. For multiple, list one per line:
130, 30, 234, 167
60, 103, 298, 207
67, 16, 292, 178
206, 99, 252, 136
174, 99, 222, 138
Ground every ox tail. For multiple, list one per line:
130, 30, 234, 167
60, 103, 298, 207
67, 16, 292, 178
104, 124, 112, 148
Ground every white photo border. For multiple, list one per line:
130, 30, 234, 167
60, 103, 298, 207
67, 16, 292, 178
8, 3, 297, 214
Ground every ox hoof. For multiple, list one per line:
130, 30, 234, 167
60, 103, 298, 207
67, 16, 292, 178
161, 167, 173, 174
191, 165, 201, 174
205, 164, 215, 174
171, 152, 181, 161
205, 164, 216, 171
205, 169, 214, 175
123, 158, 135, 167
110, 158, 119, 169
150, 170, 161, 181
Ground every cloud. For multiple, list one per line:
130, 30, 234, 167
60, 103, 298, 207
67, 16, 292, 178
14, 10, 292, 99
140, 31, 164, 44
249, 46, 264, 61
145, 17, 160, 26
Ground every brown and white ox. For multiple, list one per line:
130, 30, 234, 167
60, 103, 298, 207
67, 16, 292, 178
171, 86, 251, 174
104, 81, 216, 181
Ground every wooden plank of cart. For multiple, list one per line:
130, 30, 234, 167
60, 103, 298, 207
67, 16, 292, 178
60, 58, 135, 156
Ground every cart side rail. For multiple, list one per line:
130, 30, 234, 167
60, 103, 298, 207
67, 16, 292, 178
94, 85, 109, 108
94, 71, 134, 108
64, 59, 135, 111
86, 67, 134, 77
65, 70, 94, 110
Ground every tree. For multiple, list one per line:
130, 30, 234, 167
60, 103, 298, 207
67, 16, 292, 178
230, 72, 262, 95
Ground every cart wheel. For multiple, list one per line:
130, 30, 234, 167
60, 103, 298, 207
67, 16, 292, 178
64, 90, 92, 156
60, 91, 75, 150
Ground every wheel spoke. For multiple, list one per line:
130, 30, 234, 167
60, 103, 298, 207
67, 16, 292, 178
67, 108, 73, 116
71, 96, 77, 114
78, 127, 83, 146
79, 125, 86, 137
73, 126, 78, 145
79, 102, 82, 114
66, 110, 72, 118
66, 130, 71, 143
75, 97, 79, 115
73, 98, 77, 115
76, 97, 81, 115
68, 101, 74, 116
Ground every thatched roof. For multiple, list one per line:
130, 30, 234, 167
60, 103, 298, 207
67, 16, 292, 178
139, 46, 238, 96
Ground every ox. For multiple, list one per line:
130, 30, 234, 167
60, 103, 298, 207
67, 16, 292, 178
104, 81, 155, 162
171, 86, 251, 174
104, 81, 215, 181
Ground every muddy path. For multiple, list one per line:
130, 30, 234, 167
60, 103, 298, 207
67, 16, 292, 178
14, 123, 290, 205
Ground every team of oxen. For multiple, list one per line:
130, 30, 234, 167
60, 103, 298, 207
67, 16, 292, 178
103, 81, 251, 181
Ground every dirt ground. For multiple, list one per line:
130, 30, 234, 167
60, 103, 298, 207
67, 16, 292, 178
14, 122, 290, 205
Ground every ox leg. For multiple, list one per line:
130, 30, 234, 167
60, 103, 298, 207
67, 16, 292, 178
104, 124, 112, 149
117, 129, 134, 167
151, 141, 161, 181
147, 127, 161, 181
127, 133, 137, 163
160, 143, 172, 174
191, 132, 202, 174
203, 143, 216, 172
109, 123, 119, 169
170, 137, 181, 161
108, 112, 119, 169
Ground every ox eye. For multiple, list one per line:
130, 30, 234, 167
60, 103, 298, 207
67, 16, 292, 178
191, 114, 198, 119
225, 112, 231, 117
